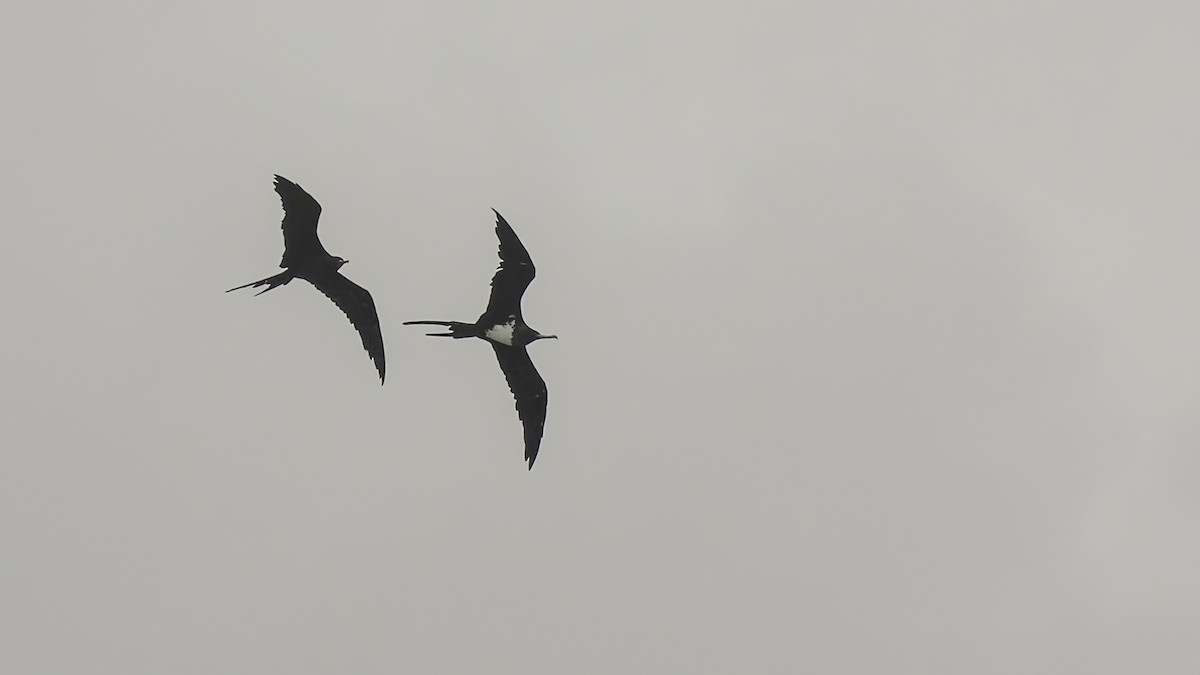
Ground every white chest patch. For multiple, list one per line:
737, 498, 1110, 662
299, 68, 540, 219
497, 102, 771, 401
484, 320, 516, 346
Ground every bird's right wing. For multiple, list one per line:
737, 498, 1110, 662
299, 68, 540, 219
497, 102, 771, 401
491, 343, 548, 469
274, 175, 330, 268
483, 210, 536, 323
307, 270, 386, 384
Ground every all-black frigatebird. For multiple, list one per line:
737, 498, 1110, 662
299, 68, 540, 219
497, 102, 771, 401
405, 210, 556, 469
227, 175, 385, 383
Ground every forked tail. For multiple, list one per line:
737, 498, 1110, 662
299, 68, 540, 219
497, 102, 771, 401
226, 270, 294, 296
402, 320, 477, 338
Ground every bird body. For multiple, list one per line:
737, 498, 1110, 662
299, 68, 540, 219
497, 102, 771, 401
228, 175, 386, 384
484, 320, 516, 346
405, 211, 555, 469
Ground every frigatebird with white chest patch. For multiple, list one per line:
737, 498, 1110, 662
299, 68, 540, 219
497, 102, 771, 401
405, 210, 556, 469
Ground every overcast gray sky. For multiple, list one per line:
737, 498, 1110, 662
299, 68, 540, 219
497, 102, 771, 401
3, 1, 1199, 673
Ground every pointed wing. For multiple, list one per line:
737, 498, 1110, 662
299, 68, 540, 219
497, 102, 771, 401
482, 210, 536, 324
306, 270, 386, 383
274, 175, 331, 268
491, 343, 548, 469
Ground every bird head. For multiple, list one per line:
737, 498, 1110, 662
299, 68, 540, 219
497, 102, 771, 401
513, 324, 557, 346
334, 256, 349, 269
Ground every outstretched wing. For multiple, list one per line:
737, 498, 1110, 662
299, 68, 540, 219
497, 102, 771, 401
482, 210, 536, 324
274, 175, 330, 268
491, 343, 548, 469
306, 270, 386, 383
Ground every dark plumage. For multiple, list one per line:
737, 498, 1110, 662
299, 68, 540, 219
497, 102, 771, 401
227, 175, 385, 383
405, 210, 555, 469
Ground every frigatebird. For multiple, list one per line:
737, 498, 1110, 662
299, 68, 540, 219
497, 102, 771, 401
227, 175, 385, 383
405, 210, 556, 469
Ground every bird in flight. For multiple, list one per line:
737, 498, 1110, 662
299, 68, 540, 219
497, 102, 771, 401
405, 210, 556, 469
227, 175, 385, 384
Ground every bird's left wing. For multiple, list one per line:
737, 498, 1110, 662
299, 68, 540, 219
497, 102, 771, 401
275, 175, 330, 268
307, 270, 386, 383
483, 210, 537, 323
491, 343, 548, 470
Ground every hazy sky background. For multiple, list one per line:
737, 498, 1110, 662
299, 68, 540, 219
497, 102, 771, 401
3, 1, 1199, 672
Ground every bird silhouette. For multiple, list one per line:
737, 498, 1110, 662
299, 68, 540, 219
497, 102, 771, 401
405, 210, 555, 469
228, 175, 385, 383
